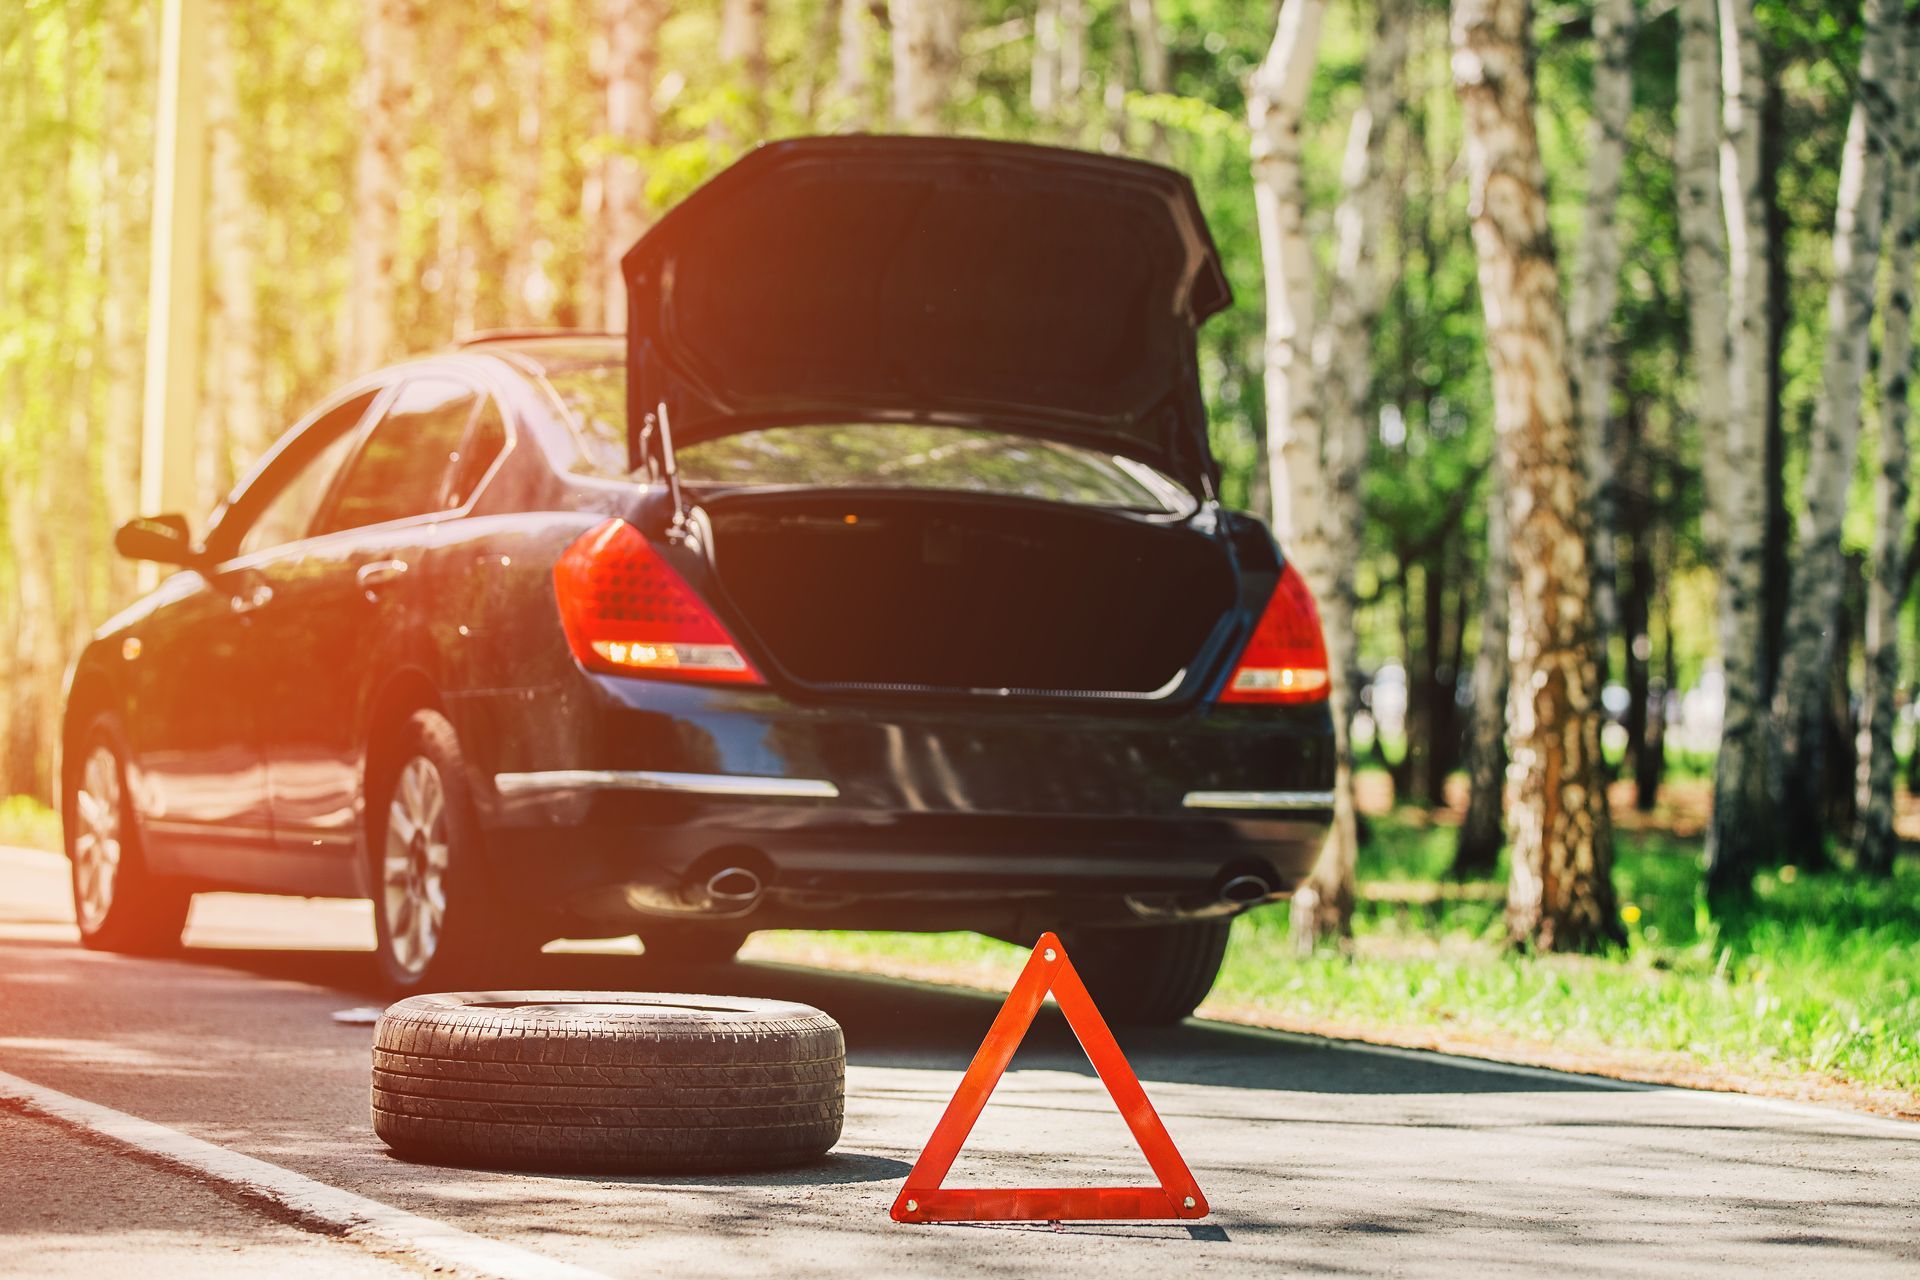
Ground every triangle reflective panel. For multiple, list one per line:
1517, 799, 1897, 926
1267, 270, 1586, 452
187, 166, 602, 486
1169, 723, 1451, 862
890, 931, 1210, 1223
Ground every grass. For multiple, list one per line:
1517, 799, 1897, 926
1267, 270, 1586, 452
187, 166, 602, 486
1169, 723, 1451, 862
0, 795, 60, 852
757, 820, 1920, 1104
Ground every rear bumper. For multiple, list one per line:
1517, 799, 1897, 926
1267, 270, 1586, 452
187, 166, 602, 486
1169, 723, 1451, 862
452, 674, 1334, 935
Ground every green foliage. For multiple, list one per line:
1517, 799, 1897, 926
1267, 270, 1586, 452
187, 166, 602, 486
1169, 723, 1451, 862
0, 795, 61, 853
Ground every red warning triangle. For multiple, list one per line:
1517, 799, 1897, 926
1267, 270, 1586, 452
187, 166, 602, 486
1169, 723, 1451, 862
890, 931, 1209, 1223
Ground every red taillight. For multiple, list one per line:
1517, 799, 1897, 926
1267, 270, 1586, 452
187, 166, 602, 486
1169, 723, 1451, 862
1219, 563, 1330, 704
552, 518, 764, 685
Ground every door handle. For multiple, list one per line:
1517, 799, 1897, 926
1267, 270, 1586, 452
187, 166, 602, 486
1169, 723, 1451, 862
356, 559, 409, 598
229, 582, 273, 614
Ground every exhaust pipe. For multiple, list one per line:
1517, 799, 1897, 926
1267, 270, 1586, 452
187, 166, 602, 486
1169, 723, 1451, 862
682, 865, 764, 914
1216, 873, 1272, 905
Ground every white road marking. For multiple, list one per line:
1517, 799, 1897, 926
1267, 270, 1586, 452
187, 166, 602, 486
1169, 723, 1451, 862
0, 1068, 611, 1280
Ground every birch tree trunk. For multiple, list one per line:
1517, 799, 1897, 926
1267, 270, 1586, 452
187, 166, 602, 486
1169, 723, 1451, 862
1703, 0, 1776, 894
1566, 0, 1635, 674
1857, 13, 1920, 878
1293, 0, 1409, 931
1032, 0, 1059, 118
207, 0, 264, 498
1127, 0, 1171, 158
1248, 0, 1343, 943
890, 0, 961, 133
1058, 0, 1087, 136
720, 0, 769, 134
1770, 0, 1900, 866
1455, 466, 1510, 877
100, 7, 151, 603
834, 0, 876, 128
597, 0, 662, 331
507, 8, 550, 324
1, 449, 62, 801
1453, 0, 1621, 952
346, 0, 408, 375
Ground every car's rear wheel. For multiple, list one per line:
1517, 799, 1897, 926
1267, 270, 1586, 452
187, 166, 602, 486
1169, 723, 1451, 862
371, 710, 528, 992
639, 922, 750, 965
1062, 919, 1232, 1025
65, 721, 192, 954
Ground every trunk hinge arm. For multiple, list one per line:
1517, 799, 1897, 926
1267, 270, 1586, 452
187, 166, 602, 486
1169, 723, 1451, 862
643, 400, 691, 540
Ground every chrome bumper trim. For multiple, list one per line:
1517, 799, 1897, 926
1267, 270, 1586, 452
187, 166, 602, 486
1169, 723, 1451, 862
494, 770, 839, 800
1181, 789, 1336, 811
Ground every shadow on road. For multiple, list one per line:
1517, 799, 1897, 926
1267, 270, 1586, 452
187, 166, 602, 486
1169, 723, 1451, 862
147, 937, 1617, 1099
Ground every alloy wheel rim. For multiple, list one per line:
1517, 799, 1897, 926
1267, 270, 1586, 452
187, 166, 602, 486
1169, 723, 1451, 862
382, 756, 450, 978
72, 745, 123, 933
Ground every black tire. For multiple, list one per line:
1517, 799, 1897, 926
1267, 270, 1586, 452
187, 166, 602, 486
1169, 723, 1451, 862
64, 717, 191, 955
639, 922, 750, 965
371, 991, 844, 1173
368, 709, 530, 993
1062, 919, 1232, 1025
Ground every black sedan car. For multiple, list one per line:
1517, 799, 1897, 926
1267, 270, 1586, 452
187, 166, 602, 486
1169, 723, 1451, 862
64, 137, 1333, 1022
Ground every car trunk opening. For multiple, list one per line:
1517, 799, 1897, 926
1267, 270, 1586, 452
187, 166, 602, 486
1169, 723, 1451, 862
701, 492, 1236, 697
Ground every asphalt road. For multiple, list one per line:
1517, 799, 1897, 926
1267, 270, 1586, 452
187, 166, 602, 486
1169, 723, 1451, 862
2, 845, 1916, 1279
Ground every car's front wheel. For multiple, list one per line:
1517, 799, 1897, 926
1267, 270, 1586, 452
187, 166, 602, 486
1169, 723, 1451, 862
65, 720, 192, 954
1062, 919, 1232, 1025
371, 709, 529, 992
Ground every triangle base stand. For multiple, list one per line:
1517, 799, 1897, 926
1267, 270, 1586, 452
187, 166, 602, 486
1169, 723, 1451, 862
890, 931, 1209, 1223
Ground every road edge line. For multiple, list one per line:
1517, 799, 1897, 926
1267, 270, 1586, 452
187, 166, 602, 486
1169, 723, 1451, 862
0, 1067, 611, 1280
1229, 1024, 1920, 1136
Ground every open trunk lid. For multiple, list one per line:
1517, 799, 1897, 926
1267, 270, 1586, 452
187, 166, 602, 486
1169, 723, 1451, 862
620, 136, 1232, 495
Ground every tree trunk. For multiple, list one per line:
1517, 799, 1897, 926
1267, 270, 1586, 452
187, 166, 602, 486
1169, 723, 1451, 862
1770, 0, 1899, 868
720, 0, 770, 136
1032, 0, 1059, 118
1452, 0, 1620, 952
1566, 0, 1634, 697
1127, 0, 1171, 159
890, 0, 961, 133
1058, 0, 1087, 136
1455, 466, 1510, 878
1286, 0, 1408, 908
1249, 0, 1346, 945
1618, 394, 1653, 803
346, 0, 408, 375
1642, 560, 1674, 813
833, 0, 876, 128
1402, 557, 1445, 807
207, 0, 265, 500
100, 5, 151, 604
1759, 74, 1791, 702
1858, 13, 1920, 877
1, 471, 62, 802
1822, 555, 1864, 838
506, 6, 550, 325
1703, 0, 1776, 896
596, 0, 662, 331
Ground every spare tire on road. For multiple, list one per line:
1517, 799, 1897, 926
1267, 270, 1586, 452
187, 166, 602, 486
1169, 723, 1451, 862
371, 992, 844, 1173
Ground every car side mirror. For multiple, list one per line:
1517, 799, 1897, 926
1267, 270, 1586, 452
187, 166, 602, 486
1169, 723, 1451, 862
114, 514, 202, 569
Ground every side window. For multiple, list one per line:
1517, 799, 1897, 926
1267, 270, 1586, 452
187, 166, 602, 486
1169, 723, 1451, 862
312, 377, 480, 536
233, 391, 379, 559
441, 398, 507, 510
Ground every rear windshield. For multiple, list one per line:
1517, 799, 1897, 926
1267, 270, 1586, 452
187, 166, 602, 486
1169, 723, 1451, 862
544, 364, 1193, 515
